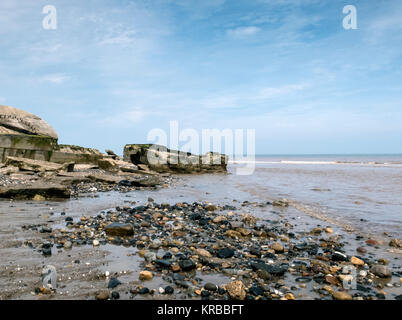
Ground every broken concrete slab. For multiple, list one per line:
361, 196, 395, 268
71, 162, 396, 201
0, 183, 70, 200
5, 156, 74, 173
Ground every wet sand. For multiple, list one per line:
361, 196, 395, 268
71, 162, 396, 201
0, 170, 401, 300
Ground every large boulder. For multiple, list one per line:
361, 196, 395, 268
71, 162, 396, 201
0, 105, 58, 139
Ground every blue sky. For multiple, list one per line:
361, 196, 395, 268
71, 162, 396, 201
0, 0, 401, 155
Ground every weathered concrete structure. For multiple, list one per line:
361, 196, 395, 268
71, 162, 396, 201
0, 105, 106, 164
123, 144, 228, 173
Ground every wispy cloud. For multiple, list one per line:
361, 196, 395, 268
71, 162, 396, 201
258, 83, 310, 99
227, 26, 261, 37
40, 74, 70, 84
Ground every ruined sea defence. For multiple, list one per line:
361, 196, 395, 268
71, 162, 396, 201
123, 144, 228, 173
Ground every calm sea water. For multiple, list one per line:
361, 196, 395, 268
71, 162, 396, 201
230, 154, 402, 236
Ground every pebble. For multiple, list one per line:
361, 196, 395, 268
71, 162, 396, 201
370, 265, 392, 278
271, 242, 284, 253
217, 248, 235, 259
41, 265, 57, 290
63, 241, 72, 249
164, 286, 174, 294
139, 271, 153, 281
225, 280, 246, 300
204, 283, 218, 292
350, 256, 365, 266
332, 291, 353, 300
96, 290, 110, 300
108, 278, 122, 289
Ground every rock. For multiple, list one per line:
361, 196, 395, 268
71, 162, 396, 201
389, 238, 402, 248
325, 227, 333, 233
0, 183, 70, 200
138, 287, 149, 295
111, 291, 120, 300
217, 248, 235, 259
225, 280, 246, 300
171, 264, 181, 272
144, 252, 157, 262
285, 293, 295, 300
272, 199, 289, 207
0, 105, 58, 139
371, 265, 392, 278
0, 166, 19, 175
179, 259, 196, 271
97, 158, 120, 172
63, 241, 72, 249
271, 242, 284, 253
123, 144, 228, 173
108, 278, 122, 289
331, 251, 348, 262
332, 291, 353, 300
33, 194, 46, 201
248, 285, 264, 296
213, 216, 226, 223
366, 239, 378, 246
356, 247, 367, 254
155, 259, 171, 268
204, 283, 218, 292
195, 248, 212, 258
205, 204, 216, 211
41, 265, 57, 289
139, 271, 153, 281
350, 256, 365, 266
5, 156, 72, 173
325, 275, 339, 285
311, 227, 322, 235
93, 240, 100, 246
149, 239, 162, 249
96, 290, 110, 300
225, 230, 242, 238
104, 222, 134, 237
250, 262, 288, 276
164, 286, 174, 294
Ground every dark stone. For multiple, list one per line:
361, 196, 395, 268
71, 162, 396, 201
155, 259, 171, 268
139, 287, 149, 294
248, 285, 264, 296
250, 247, 261, 257
179, 259, 196, 271
204, 283, 218, 291
104, 222, 134, 237
164, 286, 174, 294
42, 248, 51, 256
250, 262, 287, 276
189, 213, 201, 220
201, 290, 210, 297
65, 217, 73, 222
107, 278, 121, 289
40, 227, 52, 233
331, 251, 348, 262
111, 291, 120, 299
217, 248, 235, 259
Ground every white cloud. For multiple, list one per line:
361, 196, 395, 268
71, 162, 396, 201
96, 108, 148, 127
227, 26, 261, 37
40, 74, 70, 84
259, 83, 310, 99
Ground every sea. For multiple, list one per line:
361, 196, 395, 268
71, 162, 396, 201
228, 154, 402, 237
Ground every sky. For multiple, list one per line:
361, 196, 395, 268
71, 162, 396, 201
0, 0, 401, 155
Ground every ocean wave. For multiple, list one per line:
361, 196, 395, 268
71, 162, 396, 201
228, 159, 402, 167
